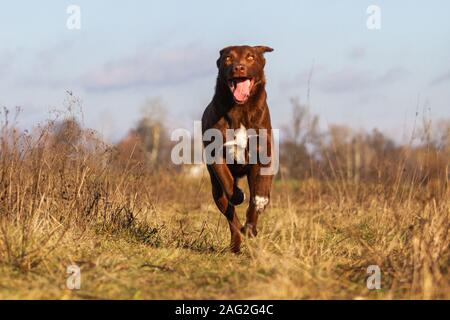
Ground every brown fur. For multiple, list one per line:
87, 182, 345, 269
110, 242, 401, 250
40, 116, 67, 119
202, 45, 274, 252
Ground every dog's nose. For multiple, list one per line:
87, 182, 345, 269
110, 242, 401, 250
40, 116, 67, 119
233, 64, 246, 73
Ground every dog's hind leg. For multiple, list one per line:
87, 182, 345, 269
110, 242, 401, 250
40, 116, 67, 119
208, 166, 243, 253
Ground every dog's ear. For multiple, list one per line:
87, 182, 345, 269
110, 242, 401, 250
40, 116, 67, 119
254, 46, 274, 54
217, 46, 232, 68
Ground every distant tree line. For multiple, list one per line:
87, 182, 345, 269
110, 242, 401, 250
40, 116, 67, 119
50, 98, 450, 187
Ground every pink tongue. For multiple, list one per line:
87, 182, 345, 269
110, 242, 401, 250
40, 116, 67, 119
233, 79, 251, 102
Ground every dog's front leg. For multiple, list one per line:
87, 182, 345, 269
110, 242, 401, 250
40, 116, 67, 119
207, 165, 243, 252
209, 163, 245, 206
242, 164, 273, 237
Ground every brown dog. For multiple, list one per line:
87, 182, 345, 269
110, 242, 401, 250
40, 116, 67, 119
202, 45, 274, 252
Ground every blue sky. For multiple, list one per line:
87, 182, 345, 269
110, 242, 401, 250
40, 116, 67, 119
0, 1, 449, 142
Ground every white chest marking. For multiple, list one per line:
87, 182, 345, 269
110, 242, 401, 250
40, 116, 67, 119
235, 124, 248, 149
224, 124, 248, 148
224, 124, 248, 162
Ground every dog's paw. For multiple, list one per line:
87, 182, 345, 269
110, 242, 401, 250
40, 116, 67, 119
241, 223, 258, 238
230, 231, 243, 253
229, 186, 245, 206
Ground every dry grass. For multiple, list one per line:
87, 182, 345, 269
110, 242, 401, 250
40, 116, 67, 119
0, 108, 448, 300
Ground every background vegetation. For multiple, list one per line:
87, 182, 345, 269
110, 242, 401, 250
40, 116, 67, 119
0, 95, 448, 299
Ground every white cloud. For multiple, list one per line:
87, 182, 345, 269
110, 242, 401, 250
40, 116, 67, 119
318, 66, 408, 94
81, 43, 215, 92
0, 49, 20, 79
430, 70, 450, 86
346, 46, 367, 61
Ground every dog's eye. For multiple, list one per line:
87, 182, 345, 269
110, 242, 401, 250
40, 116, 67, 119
247, 55, 255, 61
225, 56, 232, 62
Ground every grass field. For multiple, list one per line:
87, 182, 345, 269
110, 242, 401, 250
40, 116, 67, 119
0, 111, 448, 300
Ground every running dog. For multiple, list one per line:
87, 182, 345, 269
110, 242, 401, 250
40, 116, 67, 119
202, 45, 274, 252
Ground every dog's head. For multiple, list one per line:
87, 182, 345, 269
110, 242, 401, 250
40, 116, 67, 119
216, 45, 273, 105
